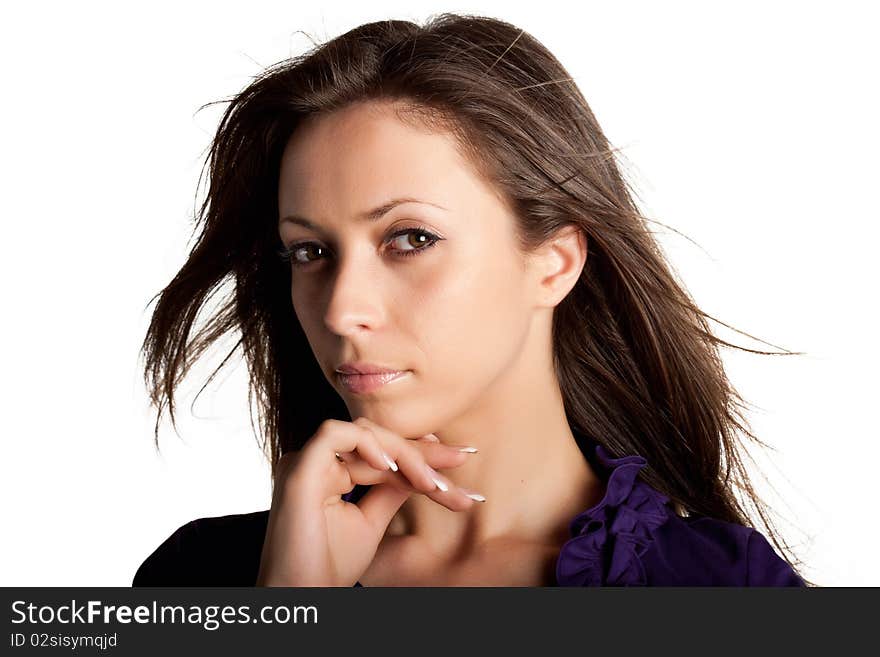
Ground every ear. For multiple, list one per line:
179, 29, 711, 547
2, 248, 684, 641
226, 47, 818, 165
526, 225, 587, 308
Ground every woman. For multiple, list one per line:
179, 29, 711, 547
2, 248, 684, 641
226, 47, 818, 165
133, 13, 810, 586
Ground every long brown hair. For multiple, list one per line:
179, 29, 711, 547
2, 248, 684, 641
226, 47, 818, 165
140, 13, 813, 584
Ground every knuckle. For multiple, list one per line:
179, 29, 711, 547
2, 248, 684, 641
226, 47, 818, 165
311, 420, 348, 450
356, 423, 383, 450
386, 444, 410, 470
352, 416, 375, 431
354, 420, 379, 444
316, 418, 343, 436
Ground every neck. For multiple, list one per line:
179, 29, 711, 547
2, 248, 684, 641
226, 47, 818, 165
392, 345, 605, 560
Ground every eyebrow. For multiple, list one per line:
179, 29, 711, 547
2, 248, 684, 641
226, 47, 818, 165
278, 197, 448, 231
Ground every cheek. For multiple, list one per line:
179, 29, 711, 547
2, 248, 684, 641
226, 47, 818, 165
411, 255, 528, 389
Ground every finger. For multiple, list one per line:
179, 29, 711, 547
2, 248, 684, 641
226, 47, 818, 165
335, 437, 482, 512
346, 461, 478, 512
354, 419, 480, 495
310, 419, 396, 475
340, 446, 482, 512
349, 419, 480, 505
341, 455, 403, 487
326, 426, 476, 492
302, 421, 398, 501
340, 436, 474, 471
342, 448, 466, 487
353, 418, 442, 493
413, 440, 475, 469
381, 469, 480, 511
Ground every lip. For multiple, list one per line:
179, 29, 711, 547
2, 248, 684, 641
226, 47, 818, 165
336, 361, 403, 375
336, 370, 410, 395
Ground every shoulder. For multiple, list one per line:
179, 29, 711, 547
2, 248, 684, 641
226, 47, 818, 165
649, 513, 806, 586
556, 442, 805, 587
132, 509, 269, 586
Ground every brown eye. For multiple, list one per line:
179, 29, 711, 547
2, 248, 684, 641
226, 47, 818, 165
389, 230, 434, 252
293, 243, 325, 264
276, 242, 328, 266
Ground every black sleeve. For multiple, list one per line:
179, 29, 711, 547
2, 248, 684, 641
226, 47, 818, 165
132, 520, 199, 586
132, 511, 269, 586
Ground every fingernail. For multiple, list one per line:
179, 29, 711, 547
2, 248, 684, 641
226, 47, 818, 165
425, 465, 448, 492
382, 451, 398, 472
461, 488, 486, 502
457, 446, 478, 453
423, 433, 439, 442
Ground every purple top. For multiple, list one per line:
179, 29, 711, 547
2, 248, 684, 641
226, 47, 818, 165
133, 436, 806, 587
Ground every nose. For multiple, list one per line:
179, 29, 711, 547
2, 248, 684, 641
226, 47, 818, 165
322, 252, 385, 336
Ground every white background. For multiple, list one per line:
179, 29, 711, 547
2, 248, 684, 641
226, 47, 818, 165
1, 0, 876, 586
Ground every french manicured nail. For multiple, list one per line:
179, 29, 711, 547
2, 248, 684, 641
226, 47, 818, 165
459, 488, 486, 502
382, 451, 398, 472
461, 488, 486, 502
457, 446, 478, 453
425, 465, 448, 492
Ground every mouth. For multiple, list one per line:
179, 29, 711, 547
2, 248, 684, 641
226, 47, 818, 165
335, 370, 411, 395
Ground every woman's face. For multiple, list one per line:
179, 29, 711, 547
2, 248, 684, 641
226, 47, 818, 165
277, 101, 537, 437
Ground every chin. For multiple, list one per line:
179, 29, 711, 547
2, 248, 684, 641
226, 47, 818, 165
351, 410, 435, 440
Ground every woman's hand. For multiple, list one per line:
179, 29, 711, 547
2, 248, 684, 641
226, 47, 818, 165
255, 416, 482, 586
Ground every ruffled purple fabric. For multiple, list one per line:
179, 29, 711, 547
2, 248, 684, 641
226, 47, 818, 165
555, 443, 671, 587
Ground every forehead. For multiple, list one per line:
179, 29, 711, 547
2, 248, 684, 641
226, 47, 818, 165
277, 102, 491, 215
